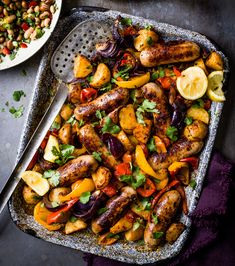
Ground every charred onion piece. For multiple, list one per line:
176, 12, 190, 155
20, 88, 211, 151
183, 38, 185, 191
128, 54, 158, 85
72, 191, 106, 220
101, 133, 125, 159
171, 97, 187, 128
96, 40, 119, 58
43, 194, 66, 212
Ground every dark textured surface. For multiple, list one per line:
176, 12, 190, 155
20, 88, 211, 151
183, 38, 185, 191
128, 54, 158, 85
0, 1, 235, 266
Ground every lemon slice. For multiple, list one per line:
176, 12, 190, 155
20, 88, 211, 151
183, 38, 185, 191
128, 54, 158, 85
21, 171, 50, 196
176, 66, 208, 100
207, 71, 225, 102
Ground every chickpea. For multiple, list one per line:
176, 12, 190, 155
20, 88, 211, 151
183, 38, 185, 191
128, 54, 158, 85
50, 5, 55, 14
6, 40, 13, 50
40, 20, 45, 28
21, 1, 27, 8
5, 14, 16, 24
39, 11, 50, 20
34, 5, 40, 13
35, 17, 40, 25
44, 18, 51, 27
27, 7, 34, 14
0, 37, 5, 44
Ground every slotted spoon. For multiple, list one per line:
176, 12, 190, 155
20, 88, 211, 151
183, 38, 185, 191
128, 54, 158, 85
0, 19, 112, 214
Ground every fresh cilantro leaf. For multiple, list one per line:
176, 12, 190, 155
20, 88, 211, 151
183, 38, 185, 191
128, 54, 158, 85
136, 99, 160, 125
141, 198, 151, 210
9, 105, 24, 118
184, 116, 193, 125
101, 116, 121, 134
158, 67, 165, 77
133, 221, 140, 231
80, 191, 91, 204
43, 170, 60, 187
120, 17, 132, 26
151, 72, 159, 81
120, 167, 146, 189
147, 137, 157, 153
130, 90, 137, 103
97, 207, 108, 215
78, 119, 85, 127
87, 75, 93, 83
52, 145, 75, 165
192, 99, 204, 108
189, 179, 197, 190
1, 108, 5, 112
100, 83, 112, 92
166, 126, 178, 142
147, 36, 153, 46
5, 101, 9, 107
92, 151, 102, 162
152, 213, 158, 225
153, 231, 164, 239
113, 65, 132, 80
106, 233, 120, 239
51, 146, 61, 157
50, 121, 60, 130
69, 216, 78, 223
66, 115, 77, 126
36, 28, 45, 38
145, 24, 153, 30
13, 90, 25, 102
95, 110, 106, 120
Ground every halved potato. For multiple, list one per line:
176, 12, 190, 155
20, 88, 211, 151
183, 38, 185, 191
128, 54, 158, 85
125, 223, 144, 241
119, 104, 137, 134
43, 135, 60, 163
134, 29, 159, 51
117, 130, 134, 151
90, 63, 111, 88
92, 166, 111, 189
73, 54, 93, 78
194, 58, 208, 75
186, 107, 210, 124
205, 51, 223, 71
21, 171, 50, 196
110, 216, 133, 234
22, 185, 41, 204
65, 218, 87, 234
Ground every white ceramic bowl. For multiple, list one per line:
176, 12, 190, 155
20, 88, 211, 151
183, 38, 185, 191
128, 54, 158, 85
0, 0, 62, 71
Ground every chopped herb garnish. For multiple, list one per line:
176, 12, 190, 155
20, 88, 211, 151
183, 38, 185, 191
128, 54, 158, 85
100, 83, 112, 92
113, 65, 131, 81
1, 108, 5, 112
43, 170, 60, 187
106, 233, 120, 239
66, 115, 77, 126
141, 198, 151, 210
152, 213, 158, 225
189, 179, 197, 190
147, 36, 153, 46
80, 191, 91, 204
120, 167, 146, 189
50, 121, 60, 130
145, 24, 153, 30
92, 151, 102, 162
151, 72, 159, 81
97, 207, 108, 215
78, 119, 85, 127
184, 116, 193, 125
36, 28, 45, 38
166, 126, 178, 142
95, 110, 106, 120
52, 144, 75, 165
13, 90, 26, 102
158, 68, 165, 78
87, 75, 94, 83
153, 231, 164, 239
147, 137, 157, 153
69, 216, 78, 223
9, 105, 24, 118
136, 99, 160, 125
5, 101, 9, 107
101, 116, 121, 134
192, 99, 204, 108
120, 17, 132, 26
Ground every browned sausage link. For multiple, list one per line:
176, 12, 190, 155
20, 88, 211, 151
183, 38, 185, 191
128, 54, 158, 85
79, 124, 118, 169
74, 87, 129, 121
92, 186, 137, 234
144, 190, 181, 248
141, 82, 170, 143
149, 139, 204, 171
140, 41, 200, 67
57, 155, 98, 186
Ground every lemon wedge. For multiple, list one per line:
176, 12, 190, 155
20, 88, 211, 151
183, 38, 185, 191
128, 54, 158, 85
176, 66, 208, 100
206, 71, 225, 102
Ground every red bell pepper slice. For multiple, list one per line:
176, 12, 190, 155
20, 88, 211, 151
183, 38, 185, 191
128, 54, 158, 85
180, 157, 199, 170
2, 47, 10, 55
47, 198, 79, 225
173, 66, 181, 77
124, 211, 136, 223
114, 162, 132, 177
137, 177, 156, 197
29, 1, 37, 7
20, 43, 28, 48
151, 180, 180, 210
157, 77, 174, 90
21, 22, 29, 31
80, 88, 97, 102
102, 184, 118, 197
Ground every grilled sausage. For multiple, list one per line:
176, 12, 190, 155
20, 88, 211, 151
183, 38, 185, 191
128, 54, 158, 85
144, 190, 181, 248
79, 124, 118, 169
92, 186, 137, 234
57, 155, 98, 186
140, 41, 200, 67
74, 87, 129, 121
141, 82, 170, 144
149, 139, 203, 171
184, 120, 208, 141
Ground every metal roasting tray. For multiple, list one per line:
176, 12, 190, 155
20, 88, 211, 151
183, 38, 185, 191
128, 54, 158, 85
8, 7, 229, 264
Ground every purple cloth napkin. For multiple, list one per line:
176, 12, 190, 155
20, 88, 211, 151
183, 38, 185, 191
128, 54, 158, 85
83, 151, 235, 266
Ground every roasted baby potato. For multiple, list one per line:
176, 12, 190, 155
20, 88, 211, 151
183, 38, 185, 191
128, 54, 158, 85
186, 107, 210, 124
134, 29, 159, 51
90, 63, 111, 88
68, 83, 81, 104
53, 114, 62, 128
43, 135, 60, 163
125, 220, 145, 241
65, 218, 87, 234
22, 185, 41, 204
133, 119, 152, 144
49, 187, 71, 203
117, 130, 134, 152
58, 123, 71, 144
165, 223, 185, 244
73, 54, 93, 78
60, 104, 73, 121
119, 104, 137, 134
98, 232, 119, 245
184, 120, 208, 141
194, 58, 208, 75
110, 215, 133, 234
131, 202, 150, 220
92, 166, 112, 189
205, 51, 223, 70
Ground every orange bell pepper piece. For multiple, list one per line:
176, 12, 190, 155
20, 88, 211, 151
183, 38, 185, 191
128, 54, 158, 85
153, 136, 167, 153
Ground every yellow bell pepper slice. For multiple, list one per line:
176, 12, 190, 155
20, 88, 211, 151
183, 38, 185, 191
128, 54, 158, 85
34, 201, 63, 231
155, 177, 169, 191
168, 162, 189, 175
114, 72, 150, 88
60, 178, 95, 202
135, 145, 165, 180
153, 136, 167, 153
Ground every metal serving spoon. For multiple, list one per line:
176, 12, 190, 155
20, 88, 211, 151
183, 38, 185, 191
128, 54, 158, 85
0, 19, 111, 214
